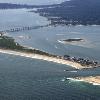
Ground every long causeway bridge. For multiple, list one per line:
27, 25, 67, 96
0, 24, 50, 33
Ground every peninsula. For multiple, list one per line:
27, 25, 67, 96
0, 33, 99, 69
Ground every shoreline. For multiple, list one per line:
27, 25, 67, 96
0, 34, 99, 69
67, 76, 100, 86
0, 49, 86, 69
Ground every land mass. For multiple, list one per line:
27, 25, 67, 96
34, 0, 100, 25
58, 38, 84, 43
67, 76, 100, 85
0, 33, 99, 69
0, 0, 100, 25
0, 3, 57, 9
63, 38, 83, 42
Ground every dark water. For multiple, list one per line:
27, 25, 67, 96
0, 1, 100, 100
0, 54, 100, 100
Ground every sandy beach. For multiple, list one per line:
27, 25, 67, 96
0, 49, 85, 69
68, 76, 100, 85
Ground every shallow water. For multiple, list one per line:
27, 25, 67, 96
0, 4, 100, 100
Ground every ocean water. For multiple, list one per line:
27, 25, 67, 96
0, 1, 100, 100
0, 54, 100, 100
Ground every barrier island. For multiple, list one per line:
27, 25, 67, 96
0, 33, 99, 69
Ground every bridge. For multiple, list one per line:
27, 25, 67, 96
0, 24, 50, 33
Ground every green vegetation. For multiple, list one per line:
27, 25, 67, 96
0, 35, 57, 57
0, 35, 23, 50
0, 34, 98, 67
